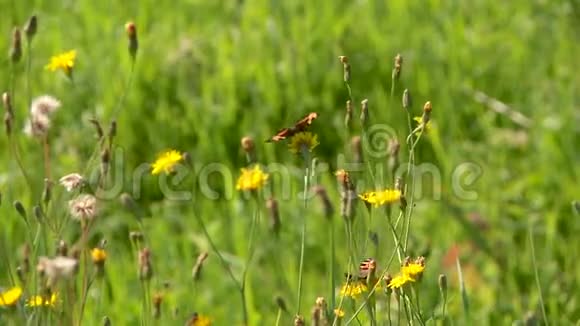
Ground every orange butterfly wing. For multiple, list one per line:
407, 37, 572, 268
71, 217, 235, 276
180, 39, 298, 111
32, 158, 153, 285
266, 112, 319, 142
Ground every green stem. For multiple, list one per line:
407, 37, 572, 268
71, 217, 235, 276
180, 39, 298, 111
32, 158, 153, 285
529, 223, 548, 325
296, 166, 309, 314
274, 308, 282, 326
330, 218, 336, 312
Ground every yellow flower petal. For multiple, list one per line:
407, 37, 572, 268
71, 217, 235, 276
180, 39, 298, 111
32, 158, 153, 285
151, 150, 183, 175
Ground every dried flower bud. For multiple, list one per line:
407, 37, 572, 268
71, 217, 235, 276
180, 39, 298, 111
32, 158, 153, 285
56, 239, 68, 257
351, 136, 363, 164
10, 28, 22, 63
423, 101, 432, 113
438, 274, 447, 299
108, 120, 117, 140
2, 92, 12, 115
139, 247, 153, 281
339, 56, 350, 82
129, 231, 144, 243
42, 179, 53, 205
402, 89, 411, 110
24, 15, 38, 41
275, 295, 288, 312
387, 138, 400, 176
89, 118, 104, 140
191, 252, 209, 281
153, 293, 163, 319
392, 53, 403, 80
384, 274, 393, 295
266, 198, 281, 236
312, 185, 334, 219
16, 266, 26, 283
3, 92, 13, 135
344, 100, 353, 129
13, 200, 27, 221
101, 148, 110, 177
241, 136, 256, 164
125, 21, 138, 59
33, 205, 45, 222
294, 315, 305, 326
360, 99, 369, 128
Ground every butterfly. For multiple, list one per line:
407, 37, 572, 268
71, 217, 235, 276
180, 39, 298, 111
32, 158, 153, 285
344, 258, 377, 281
266, 112, 319, 142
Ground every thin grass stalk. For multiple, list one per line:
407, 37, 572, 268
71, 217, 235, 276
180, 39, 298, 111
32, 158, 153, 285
329, 217, 336, 312
274, 307, 282, 326
296, 165, 309, 314
240, 203, 260, 326
528, 223, 548, 325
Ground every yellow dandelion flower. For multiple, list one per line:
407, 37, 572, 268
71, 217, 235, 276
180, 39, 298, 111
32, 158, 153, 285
26, 293, 58, 307
46, 50, 76, 74
236, 165, 269, 191
387, 273, 414, 289
186, 313, 212, 326
151, 150, 183, 175
334, 308, 345, 318
91, 248, 107, 265
339, 281, 368, 298
0, 286, 23, 306
413, 116, 432, 132
358, 189, 401, 207
288, 132, 319, 154
402, 262, 425, 279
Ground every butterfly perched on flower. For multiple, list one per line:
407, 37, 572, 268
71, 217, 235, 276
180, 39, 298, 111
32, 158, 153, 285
344, 258, 377, 282
266, 112, 319, 142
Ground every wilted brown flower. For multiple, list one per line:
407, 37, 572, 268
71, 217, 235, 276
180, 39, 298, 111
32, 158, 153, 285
24, 95, 61, 138
68, 194, 97, 222
59, 173, 84, 192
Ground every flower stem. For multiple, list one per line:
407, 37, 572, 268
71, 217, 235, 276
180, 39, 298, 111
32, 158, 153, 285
296, 166, 309, 314
529, 223, 548, 325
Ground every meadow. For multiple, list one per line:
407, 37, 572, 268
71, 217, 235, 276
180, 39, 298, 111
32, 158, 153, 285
1, 0, 579, 325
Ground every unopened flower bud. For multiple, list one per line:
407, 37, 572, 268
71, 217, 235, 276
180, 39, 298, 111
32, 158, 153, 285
312, 185, 334, 219
294, 315, 305, 326
42, 179, 53, 206
344, 100, 353, 130
360, 99, 369, 128
438, 274, 447, 299
241, 136, 256, 164
125, 21, 138, 59
152, 293, 163, 319
402, 89, 411, 110
10, 28, 22, 63
266, 198, 281, 236
89, 119, 104, 140
392, 53, 403, 80
351, 136, 363, 164
24, 15, 38, 41
13, 200, 27, 221
339, 56, 350, 83
139, 247, 153, 281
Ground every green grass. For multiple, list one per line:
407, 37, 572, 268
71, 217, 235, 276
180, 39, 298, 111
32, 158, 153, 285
1, 0, 579, 325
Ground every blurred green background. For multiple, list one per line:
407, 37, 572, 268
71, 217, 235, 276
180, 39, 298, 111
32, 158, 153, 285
1, 0, 579, 325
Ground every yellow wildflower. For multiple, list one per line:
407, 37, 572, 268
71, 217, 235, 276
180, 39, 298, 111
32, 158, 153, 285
186, 313, 212, 326
334, 308, 345, 318
387, 273, 414, 289
26, 293, 58, 307
46, 50, 76, 75
413, 116, 432, 132
339, 281, 368, 298
288, 132, 319, 154
0, 286, 22, 306
358, 189, 402, 207
402, 262, 425, 279
91, 248, 107, 265
236, 165, 269, 191
151, 150, 183, 175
